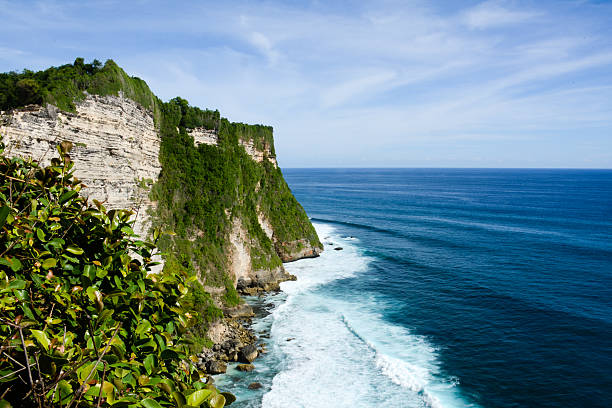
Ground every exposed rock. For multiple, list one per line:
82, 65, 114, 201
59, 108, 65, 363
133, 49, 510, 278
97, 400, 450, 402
277, 238, 323, 262
236, 364, 255, 372
238, 344, 258, 363
334, 247, 343, 251
205, 360, 227, 375
229, 218, 295, 295
222, 304, 255, 318
248, 382, 263, 390
187, 127, 278, 168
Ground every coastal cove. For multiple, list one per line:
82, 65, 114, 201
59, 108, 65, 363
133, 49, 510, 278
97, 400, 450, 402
216, 168, 612, 408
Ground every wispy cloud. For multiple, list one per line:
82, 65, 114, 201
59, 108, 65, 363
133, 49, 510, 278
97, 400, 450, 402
0, 0, 611, 167
462, 0, 539, 29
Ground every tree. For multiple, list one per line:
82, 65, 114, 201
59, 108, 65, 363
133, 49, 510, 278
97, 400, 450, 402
15, 78, 42, 106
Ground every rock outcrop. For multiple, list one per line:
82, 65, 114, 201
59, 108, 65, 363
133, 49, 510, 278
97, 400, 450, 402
0, 94, 159, 239
188, 127, 278, 168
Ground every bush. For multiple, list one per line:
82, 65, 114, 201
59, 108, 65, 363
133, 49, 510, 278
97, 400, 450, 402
0, 140, 230, 407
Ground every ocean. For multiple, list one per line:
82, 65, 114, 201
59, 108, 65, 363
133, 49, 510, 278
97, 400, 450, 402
216, 168, 612, 408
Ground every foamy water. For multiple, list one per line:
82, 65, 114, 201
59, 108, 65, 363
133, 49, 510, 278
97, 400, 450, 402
218, 223, 474, 407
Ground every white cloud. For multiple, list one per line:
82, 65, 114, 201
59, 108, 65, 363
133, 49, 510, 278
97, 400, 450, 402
249, 31, 280, 66
0, 0, 611, 167
463, 0, 538, 29
321, 70, 397, 108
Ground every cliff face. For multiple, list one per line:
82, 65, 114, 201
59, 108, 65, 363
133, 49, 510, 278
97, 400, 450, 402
1, 94, 159, 238
0, 88, 321, 298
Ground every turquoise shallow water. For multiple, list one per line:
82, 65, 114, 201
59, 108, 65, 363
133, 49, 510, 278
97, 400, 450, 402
217, 169, 612, 408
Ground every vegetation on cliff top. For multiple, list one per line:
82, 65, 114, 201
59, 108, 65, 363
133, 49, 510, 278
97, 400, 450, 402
0, 141, 231, 407
0, 57, 321, 346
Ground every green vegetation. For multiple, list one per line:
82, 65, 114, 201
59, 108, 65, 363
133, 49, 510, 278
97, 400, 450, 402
0, 141, 231, 407
0, 58, 160, 119
0, 56, 321, 350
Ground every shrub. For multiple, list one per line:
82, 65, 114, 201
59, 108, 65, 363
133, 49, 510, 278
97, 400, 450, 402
0, 140, 230, 407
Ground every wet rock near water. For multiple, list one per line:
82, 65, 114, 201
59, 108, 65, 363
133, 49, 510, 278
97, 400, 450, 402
196, 315, 260, 374
237, 363, 255, 372
239, 344, 259, 363
248, 382, 263, 390
205, 360, 227, 375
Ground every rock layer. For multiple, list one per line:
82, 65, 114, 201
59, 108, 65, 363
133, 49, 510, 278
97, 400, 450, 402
0, 94, 159, 239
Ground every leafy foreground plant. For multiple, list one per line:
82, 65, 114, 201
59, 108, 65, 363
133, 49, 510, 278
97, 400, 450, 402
0, 140, 233, 407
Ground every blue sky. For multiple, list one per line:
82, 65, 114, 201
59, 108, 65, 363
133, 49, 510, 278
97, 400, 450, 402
1, 0, 611, 168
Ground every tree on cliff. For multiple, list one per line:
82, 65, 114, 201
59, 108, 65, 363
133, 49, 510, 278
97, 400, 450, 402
0, 139, 231, 407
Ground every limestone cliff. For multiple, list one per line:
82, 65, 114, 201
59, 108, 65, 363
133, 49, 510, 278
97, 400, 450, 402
0, 60, 322, 304
0, 94, 158, 238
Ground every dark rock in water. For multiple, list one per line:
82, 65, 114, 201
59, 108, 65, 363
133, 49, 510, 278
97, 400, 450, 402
248, 382, 263, 390
237, 363, 255, 372
205, 360, 227, 374
334, 247, 343, 251
239, 344, 258, 363
286, 337, 295, 342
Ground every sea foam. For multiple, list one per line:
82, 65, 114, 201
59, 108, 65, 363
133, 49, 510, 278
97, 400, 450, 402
259, 223, 475, 408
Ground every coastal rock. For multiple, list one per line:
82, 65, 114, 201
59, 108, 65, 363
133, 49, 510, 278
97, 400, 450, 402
222, 304, 255, 318
236, 364, 255, 372
248, 382, 263, 390
334, 247, 343, 251
276, 238, 323, 262
239, 344, 258, 363
205, 360, 227, 375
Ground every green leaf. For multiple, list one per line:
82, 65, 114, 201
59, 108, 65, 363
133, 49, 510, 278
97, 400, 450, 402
42, 258, 57, 269
47, 237, 65, 249
186, 389, 213, 406
77, 362, 99, 383
65, 245, 84, 255
171, 391, 186, 407
9, 257, 22, 272
84, 264, 96, 280
58, 190, 78, 204
54, 380, 73, 404
36, 228, 46, 242
8, 279, 26, 290
0, 206, 9, 229
135, 320, 152, 335
209, 393, 226, 408
141, 399, 163, 408
143, 354, 154, 375
0, 398, 12, 408
30, 329, 51, 350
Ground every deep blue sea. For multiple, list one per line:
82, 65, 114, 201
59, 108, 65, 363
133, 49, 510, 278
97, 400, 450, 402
217, 169, 612, 408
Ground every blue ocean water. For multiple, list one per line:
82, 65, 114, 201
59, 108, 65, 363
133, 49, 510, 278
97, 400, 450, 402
217, 169, 612, 408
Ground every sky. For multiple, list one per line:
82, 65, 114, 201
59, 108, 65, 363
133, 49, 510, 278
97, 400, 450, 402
1, 0, 611, 168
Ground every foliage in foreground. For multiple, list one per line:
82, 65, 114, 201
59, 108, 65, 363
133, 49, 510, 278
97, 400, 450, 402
0, 141, 231, 407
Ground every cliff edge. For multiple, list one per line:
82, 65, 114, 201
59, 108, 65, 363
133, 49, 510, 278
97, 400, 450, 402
0, 59, 322, 309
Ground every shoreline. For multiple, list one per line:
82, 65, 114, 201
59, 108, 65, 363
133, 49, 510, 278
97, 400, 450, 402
195, 268, 300, 386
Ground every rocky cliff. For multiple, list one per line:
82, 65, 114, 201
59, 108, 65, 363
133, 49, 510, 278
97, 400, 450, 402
1, 94, 159, 238
0, 60, 322, 306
